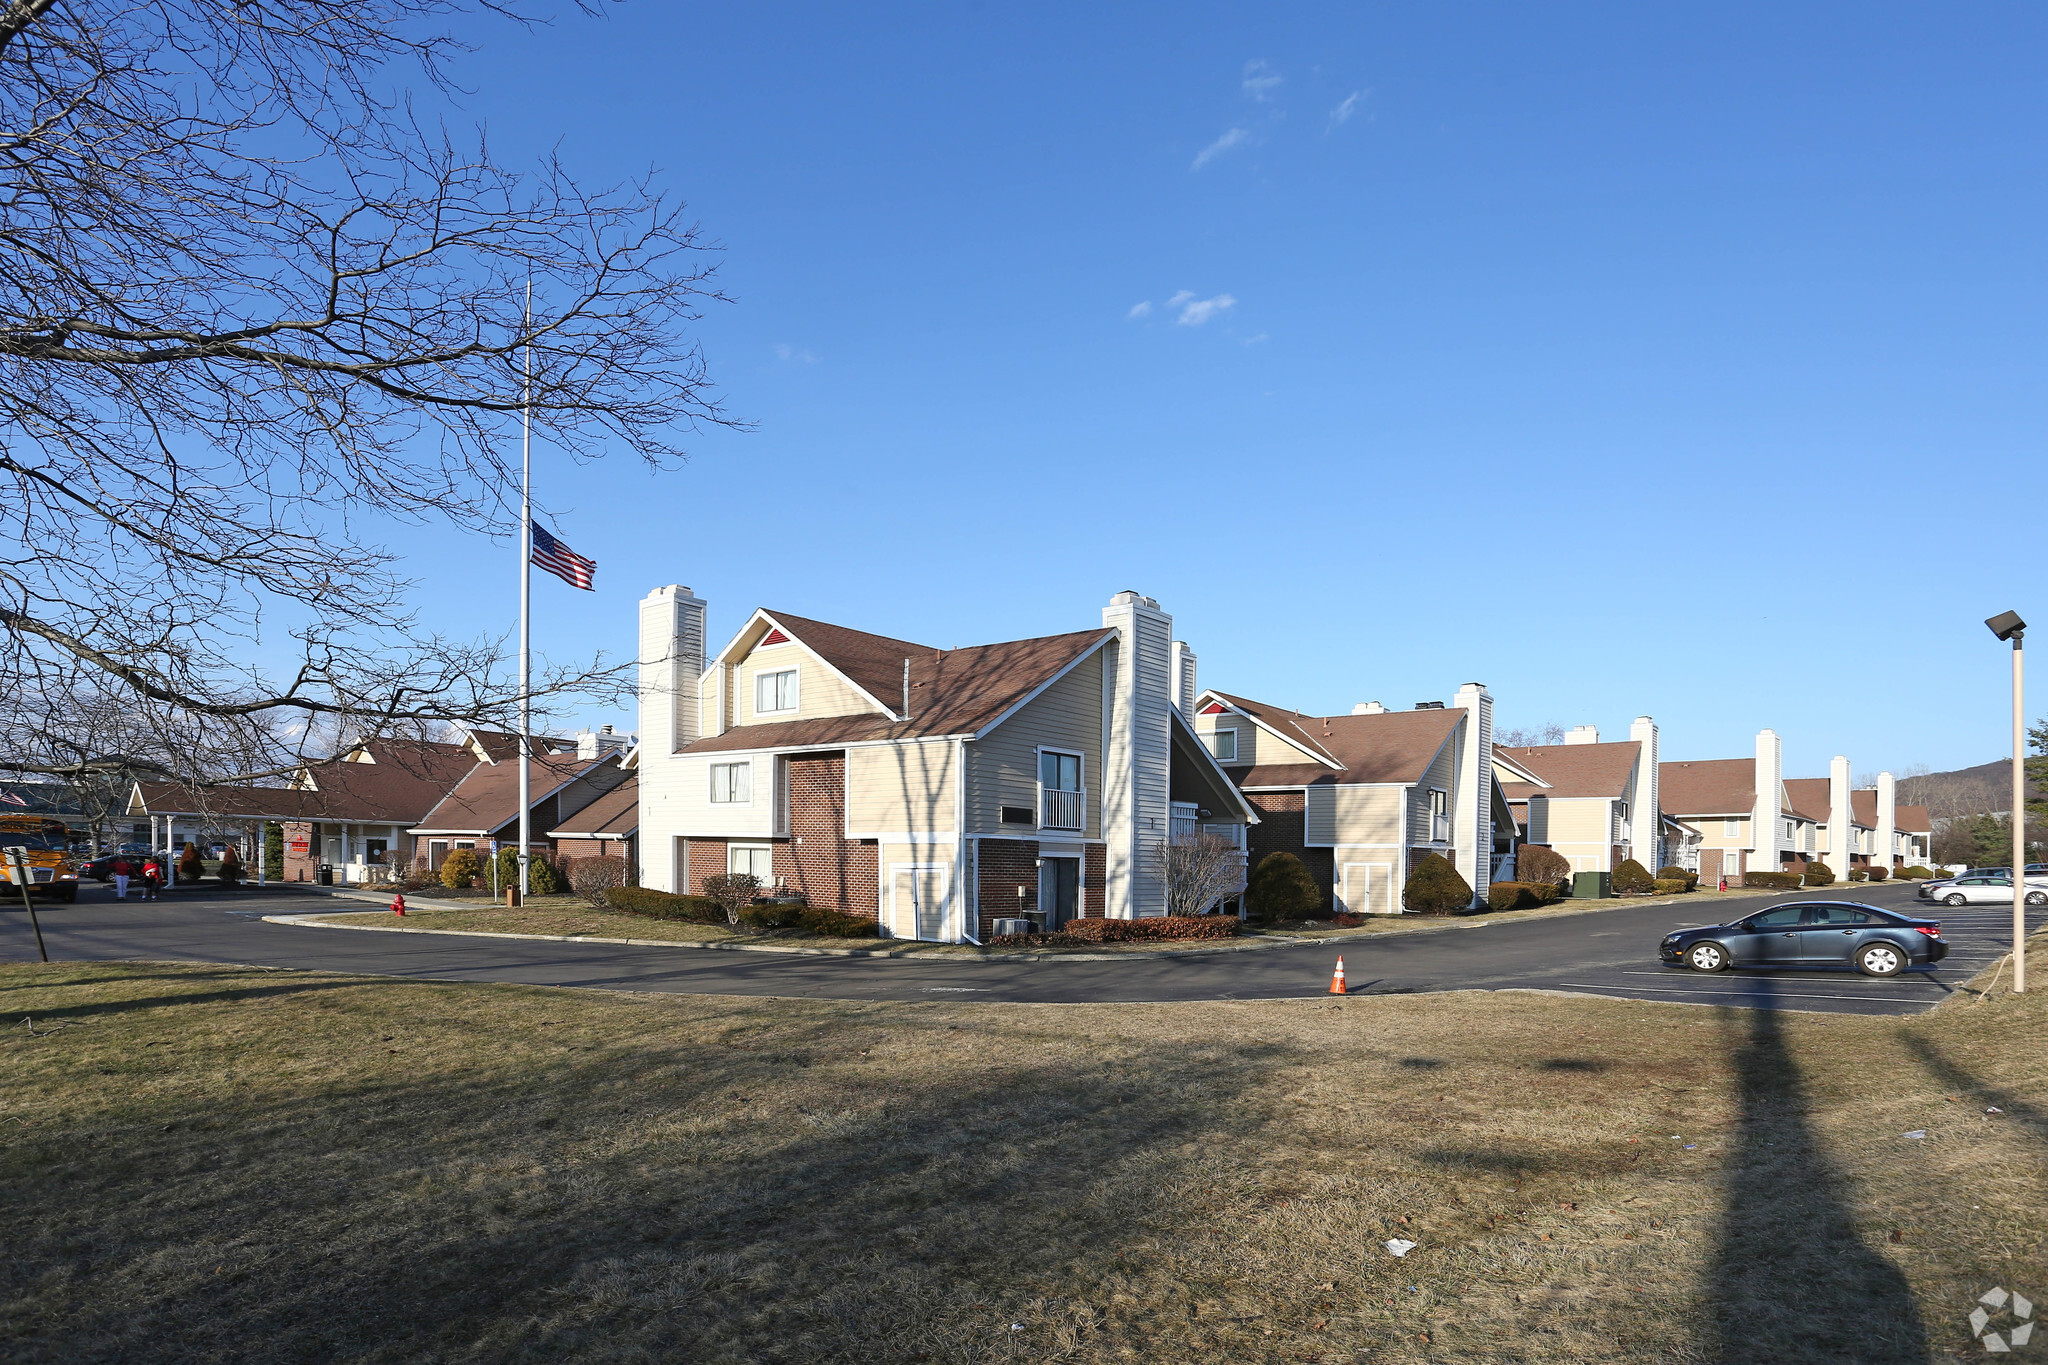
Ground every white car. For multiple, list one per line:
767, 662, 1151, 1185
1930, 875, 2048, 907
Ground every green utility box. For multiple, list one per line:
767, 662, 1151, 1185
1571, 871, 1611, 899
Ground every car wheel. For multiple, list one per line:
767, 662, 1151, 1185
1857, 942, 1906, 977
1943, 893, 1967, 906
1686, 942, 1728, 972
2028, 892, 2048, 907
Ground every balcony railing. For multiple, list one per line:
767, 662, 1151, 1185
1432, 814, 1451, 842
1041, 787, 1084, 831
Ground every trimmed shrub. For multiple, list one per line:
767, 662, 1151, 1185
798, 906, 880, 938
701, 872, 760, 926
1848, 868, 1868, 882
1403, 852, 1474, 915
438, 848, 483, 889
1487, 881, 1565, 912
1866, 865, 1889, 882
1652, 878, 1690, 895
527, 853, 568, 895
1901, 865, 1933, 880
1246, 851, 1324, 922
1612, 859, 1655, 895
178, 842, 203, 882
1526, 882, 1564, 905
567, 855, 625, 904
1656, 865, 1699, 887
739, 899, 805, 930
1741, 870, 1802, 890
217, 844, 243, 885
1517, 845, 1571, 889
1061, 916, 1239, 943
603, 885, 725, 922
1803, 863, 1836, 887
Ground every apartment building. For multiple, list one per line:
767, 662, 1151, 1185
634, 588, 1255, 942
1187, 686, 1513, 914
1494, 718, 1661, 896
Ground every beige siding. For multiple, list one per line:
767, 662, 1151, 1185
1192, 710, 1327, 769
1526, 795, 1613, 872
730, 643, 879, 726
879, 842, 957, 939
847, 740, 957, 835
1405, 737, 1458, 844
1330, 785, 1405, 846
963, 650, 1103, 836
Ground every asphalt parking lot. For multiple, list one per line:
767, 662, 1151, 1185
0, 877, 2033, 1015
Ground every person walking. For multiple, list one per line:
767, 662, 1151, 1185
141, 854, 164, 902
110, 854, 133, 901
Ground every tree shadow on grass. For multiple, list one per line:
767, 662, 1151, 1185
1708, 994, 1927, 1363
1899, 1032, 2048, 1149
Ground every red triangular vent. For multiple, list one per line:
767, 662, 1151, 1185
1198, 701, 1228, 715
760, 627, 790, 646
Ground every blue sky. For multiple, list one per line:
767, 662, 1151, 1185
382, 2, 2045, 777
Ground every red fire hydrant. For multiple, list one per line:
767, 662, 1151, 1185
391, 892, 407, 917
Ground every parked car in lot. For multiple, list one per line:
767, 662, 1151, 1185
1926, 875, 2048, 907
1661, 901, 1948, 977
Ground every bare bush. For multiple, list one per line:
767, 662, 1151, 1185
1152, 833, 1245, 917
701, 873, 760, 927
568, 855, 625, 907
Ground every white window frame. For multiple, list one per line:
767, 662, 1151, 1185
1724, 818, 1740, 837
1428, 787, 1451, 843
753, 667, 799, 717
709, 760, 752, 805
727, 843, 773, 881
1037, 746, 1086, 832
1206, 727, 1239, 762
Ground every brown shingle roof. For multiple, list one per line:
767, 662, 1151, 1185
1852, 789, 1878, 826
1494, 741, 1640, 801
550, 773, 638, 838
686, 625, 1113, 753
1898, 803, 1932, 834
1781, 778, 1833, 824
132, 736, 484, 823
1209, 693, 1461, 787
758, 610, 940, 709
412, 752, 605, 834
1660, 758, 1760, 817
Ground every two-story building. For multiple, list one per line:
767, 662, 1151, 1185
1494, 718, 1661, 896
1186, 686, 1513, 914
634, 587, 1255, 941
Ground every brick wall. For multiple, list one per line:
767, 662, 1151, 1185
977, 838, 1038, 938
776, 752, 878, 919
1245, 791, 1332, 910
282, 820, 316, 882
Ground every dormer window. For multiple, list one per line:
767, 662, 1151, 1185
1206, 728, 1238, 762
754, 668, 798, 716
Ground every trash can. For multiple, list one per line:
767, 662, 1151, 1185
316, 864, 333, 887
1571, 871, 1610, 899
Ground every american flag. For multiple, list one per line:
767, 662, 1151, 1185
530, 521, 595, 591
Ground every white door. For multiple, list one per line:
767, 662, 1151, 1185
890, 863, 952, 941
1338, 861, 1393, 915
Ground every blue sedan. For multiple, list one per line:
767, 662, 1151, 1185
1660, 901, 1948, 977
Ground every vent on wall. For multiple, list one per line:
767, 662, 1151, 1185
1000, 806, 1035, 825
760, 627, 790, 646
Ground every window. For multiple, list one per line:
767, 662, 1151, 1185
1724, 818, 1740, 837
1040, 750, 1082, 792
728, 844, 772, 879
1206, 728, 1238, 762
1784, 820, 1795, 841
1749, 907, 1802, 928
709, 761, 752, 804
1429, 788, 1450, 842
1808, 905, 1870, 926
754, 668, 798, 715
1039, 749, 1084, 831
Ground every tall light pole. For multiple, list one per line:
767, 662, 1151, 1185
1987, 610, 2027, 994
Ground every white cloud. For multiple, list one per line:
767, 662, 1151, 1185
1126, 300, 1153, 320
1175, 293, 1236, 326
774, 344, 818, 364
1191, 127, 1251, 170
1328, 89, 1366, 130
1241, 59, 1284, 102
1166, 290, 1194, 308
1241, 331, 1269, 346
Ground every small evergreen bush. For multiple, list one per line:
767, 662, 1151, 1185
1612, 859, 1655, 895
1803, 863, 1836, 887
1246, 851, 1323, 922
739, 899, 805, 930
1652, 878, 1690, 895
1517, 845, 1571, 889
216, 844, 242, 885
1403, 852, 1474, 915
1866, 865, 1889, 882
1656, 865, 1698, 887
1741, 870, 1802, 890
1488, 881, 1547, 912
1901, 865, 1933, 880
178, 842, 203, 881
798, 906, 880, 938
1848, 868, 1868, 882
604, 885, 725, 922
439, 848, 482, 889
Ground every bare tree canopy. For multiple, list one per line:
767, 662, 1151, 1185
1496, 723, 1567, 748
1152, 833, 1244, 918
0, 0, 733, 790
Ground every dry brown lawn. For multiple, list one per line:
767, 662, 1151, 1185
1, 938, 2043, 1364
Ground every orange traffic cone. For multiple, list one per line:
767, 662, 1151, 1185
391, 892, 407, 917
1329, 956, 1347, 995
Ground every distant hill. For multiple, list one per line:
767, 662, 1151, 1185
1896, 760, 2041, 820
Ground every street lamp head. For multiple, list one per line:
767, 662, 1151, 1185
1986, 610, 2026, 643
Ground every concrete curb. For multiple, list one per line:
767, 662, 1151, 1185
260, 912, 1323, 964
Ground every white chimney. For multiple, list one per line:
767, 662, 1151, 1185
1352, 701, 1387, 715
1826, 755, 1853, 878
1876, 771, 1897, 871
1452, 682, 1494, 906
637, 586, 706, 893
1102, 592, 1173, 919
1629, 716, 1659, 869
1565, 725, 1600, 745
575, 724, 634, 761
1170, 640, 1198, 718
1752, 729, 1783, 878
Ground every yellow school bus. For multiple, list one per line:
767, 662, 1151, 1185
0, 815, 81, 902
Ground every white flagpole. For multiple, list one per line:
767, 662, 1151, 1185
517, 281, 533, 901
